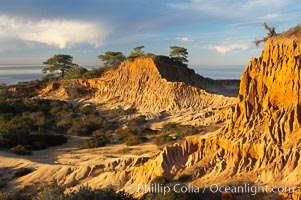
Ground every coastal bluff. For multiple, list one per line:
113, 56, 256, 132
38, 56, 237, 125
5, 26, 301, 199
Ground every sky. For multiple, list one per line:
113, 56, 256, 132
0, 0, 300, 67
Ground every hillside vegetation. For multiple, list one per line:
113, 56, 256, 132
0, 98, 112, 154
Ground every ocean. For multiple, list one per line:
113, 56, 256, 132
194, 65, 245, 80
0, 64, 245, 85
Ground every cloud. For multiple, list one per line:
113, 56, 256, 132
208, 40, 252, 54
0, 15, 112, 49
168, 0, 290, 21
258, 13, 281, 20
176, 37, 194, 42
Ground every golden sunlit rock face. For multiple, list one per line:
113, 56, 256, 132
39, 56, 233, 112
215, 35, 301, 187
183, 32, 301, 198
228, 37, 301, 140
38, 56, 236, 127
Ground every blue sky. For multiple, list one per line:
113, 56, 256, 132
0, 0, 300, 66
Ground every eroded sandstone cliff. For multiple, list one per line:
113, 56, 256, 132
177, 26, 301, 198
38, 56, 236, 126
39, 56, 234, 111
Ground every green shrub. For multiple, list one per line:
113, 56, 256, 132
1, 125, 31, 146
124, 108, 137, 115
132, 115, 146, 124
0, 179, 7, 189
151, 175, 169, 184
80, 134, 109, 149
34, 180, 136, 200
66, 185, 136, 200
82, 68, 106, 79
114, 126, 138, 138
0, 98, 113, 152
124, 135, 147, 146
31, 134, 67, 147
0, 83, 9, 99
162, 123, 178, 131
34, 180, 65, 200
173, 124, 199, 139
141, 128, 159, 135
0, 191, 22, 200
14, 168, 32, 178
0, 190, 11, 200
67, 115, 108, 136
176, 174, 192, 182
143, 186, 222, 200
0, 131, 67, 151
31, 141, 48, 150
41, 74, 59, 83
10, 145, 32, 155
155, 123, 199, 145
92, 129, 106, 137
156, 134, 173, 146
64, 66, 88, 79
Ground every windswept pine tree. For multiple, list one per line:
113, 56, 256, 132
42, 54, 77, 79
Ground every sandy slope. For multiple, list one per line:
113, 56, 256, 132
0, 136, 160, 192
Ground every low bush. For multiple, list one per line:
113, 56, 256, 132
66, 185, 136, 200
141, 128, 159, 135
41, 74, 59, 83
143, 186, 222, 200
31, 134, 68, 147
132, 115, 146, 124
0, 191, 23, 200
151, 175, 170, 184
155, 123, 200, 146
10, 145, 32, 155
82, 66, 114, 79
162, 123, 178, 131
64, 66, 88, 79
0, 83, 9, 99
114, 126, 139, 139
0, 179, 7, 189
156, 134, 173, 146
0, 130, 30, 148
0, 98, 113, 153
80, 134, 109, 149
124, 135, 148, 146
31, 141, 48, 150
82, 68, 103, 78
34, 180, 65, 200
176, 174, 192, 182
0, 190, 11, 200
66, 115, 108, 136
34, 180, 136, 200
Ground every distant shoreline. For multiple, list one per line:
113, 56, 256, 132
0, 65, 243, 85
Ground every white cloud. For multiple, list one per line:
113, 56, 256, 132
258, 13, 281, 20
0, 15, 112, 49
168, 0, 289, 20
208, 40, 252, 54
176, 37, 194, 42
